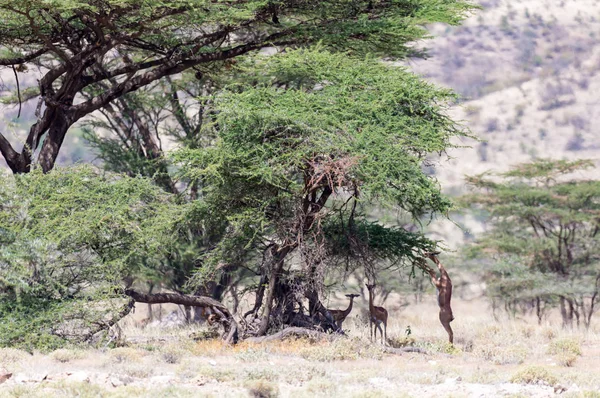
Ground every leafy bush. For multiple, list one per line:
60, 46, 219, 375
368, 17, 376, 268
510, 366, 558, 386
548, 338, 582, 356
548, 338, 582, 367
0, 166, 184, 349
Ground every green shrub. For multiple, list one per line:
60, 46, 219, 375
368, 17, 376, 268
246, 380, 279, 398
510, 366, 558, 386
548, 338, 581, 356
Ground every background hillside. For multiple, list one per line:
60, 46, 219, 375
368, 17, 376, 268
409, 0, 600, 191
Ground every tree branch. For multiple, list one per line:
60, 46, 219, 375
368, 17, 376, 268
0, 133, 22, 173
0, 47, 47, 65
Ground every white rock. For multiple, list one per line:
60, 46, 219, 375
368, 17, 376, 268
208, 360, 217, 366
149, 375, 175, 385
66, 371, 90, 383
567, 383, 581, 394
110, 377, 123, 387
368, 377, 390, 387
14, 373, 47, 384
110, 375, 134, 387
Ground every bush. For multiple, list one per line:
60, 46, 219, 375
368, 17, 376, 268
109, 347, 143, 363
0, 348, 30, 366
247, 380, 279, 398
50, 349, 86, 363
548, 338, 581, 367
548, 338, 582, 356
160, 344, 186, 364
510, 366, 558, 386
387, 336, 416, 348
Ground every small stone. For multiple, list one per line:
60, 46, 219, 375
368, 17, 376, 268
119, 375, 135, 386
208, 360, 217, 366
554, 384, 567, 394
191, 375, 208, 386
0, 369, 12, 385
110, 377, 123, 387
428, 360, 437, 366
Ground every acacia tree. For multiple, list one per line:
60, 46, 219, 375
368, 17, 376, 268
0, 0, 475, 174
0, 166, 184, 349
174, 48, 468, 336
463, 160, 600, 328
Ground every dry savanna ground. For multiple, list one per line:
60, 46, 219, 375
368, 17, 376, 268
1, 298, 600, 398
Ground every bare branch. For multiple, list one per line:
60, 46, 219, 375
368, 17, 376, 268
0, 47, 47, 65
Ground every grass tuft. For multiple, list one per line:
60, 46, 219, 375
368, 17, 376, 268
299, 338, 384, 362
246, 380, 279, 398
108, 347, 143, 363
49, 348, 86, 363
510, 365, 558, 386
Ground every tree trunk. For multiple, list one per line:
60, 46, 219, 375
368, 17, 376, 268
38, 111, 72, 173
257, 245, 293, 336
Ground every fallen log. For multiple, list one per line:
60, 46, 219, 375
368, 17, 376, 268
123, 289, 239, 344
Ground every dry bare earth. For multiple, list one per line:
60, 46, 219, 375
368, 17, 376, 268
1, 298, 600, 398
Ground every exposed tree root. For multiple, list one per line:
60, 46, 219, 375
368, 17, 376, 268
120, 290, 431, 354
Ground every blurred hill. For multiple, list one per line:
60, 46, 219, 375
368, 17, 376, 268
408, 0, 600, 192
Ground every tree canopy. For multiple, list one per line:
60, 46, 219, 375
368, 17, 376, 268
462, 159, 600, 327
174, 48, 468, 335
0, 0, 476, 173
0, 0, 480, 345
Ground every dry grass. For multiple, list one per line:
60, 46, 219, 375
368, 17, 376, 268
49, 348, 87, 363
1, 298, 600, 397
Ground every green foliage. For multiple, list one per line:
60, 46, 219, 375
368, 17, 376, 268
174, 48, 467, 286
463, 159, 600, 326
0, 166, 184, 349
0, 0, 476, 59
